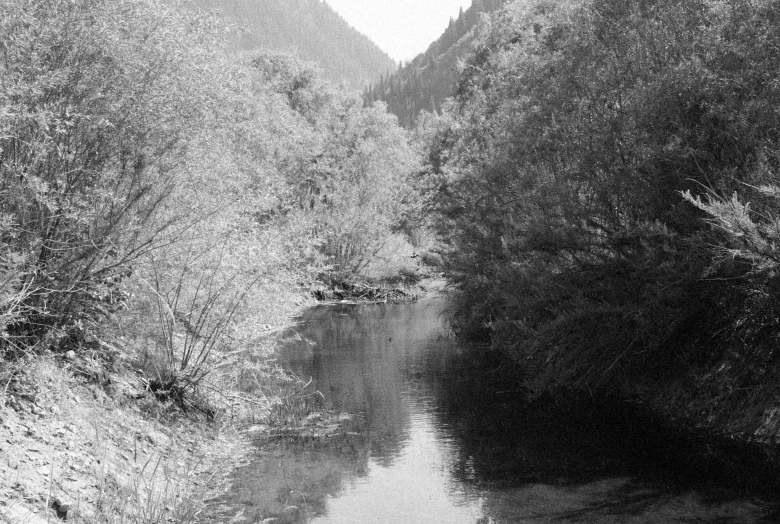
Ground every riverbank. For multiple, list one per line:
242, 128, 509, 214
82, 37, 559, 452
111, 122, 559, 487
310, 270, 446, 304
0, 274, 448, 523
0, 305, 312, 522
16, 273, 779, 523
0, 353, 262, 523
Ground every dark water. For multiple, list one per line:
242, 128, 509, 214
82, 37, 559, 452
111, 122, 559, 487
212, 295, 778, 524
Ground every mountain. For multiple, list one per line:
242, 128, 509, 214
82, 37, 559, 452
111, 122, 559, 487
365, 0, 507, 127
192, 0, 396, 91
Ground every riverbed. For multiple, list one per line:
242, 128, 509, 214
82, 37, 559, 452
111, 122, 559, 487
208, 295, 778, 523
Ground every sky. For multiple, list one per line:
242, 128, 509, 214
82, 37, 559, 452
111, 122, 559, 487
323, 0, 474, 62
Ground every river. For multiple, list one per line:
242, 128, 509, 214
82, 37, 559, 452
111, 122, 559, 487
209, 294, 777, 523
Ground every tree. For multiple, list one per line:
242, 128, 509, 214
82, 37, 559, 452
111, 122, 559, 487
429, 0, 780, 395
0, 0, 223, 354
249, 52, 422, 279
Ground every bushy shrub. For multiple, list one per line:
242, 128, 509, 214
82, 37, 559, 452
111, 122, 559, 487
428, 0, 780, 394
0, 0, 423, 416
0, 0, 222, 353
251, 55, 423, 279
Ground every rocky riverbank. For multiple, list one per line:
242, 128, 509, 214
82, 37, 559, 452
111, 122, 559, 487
0, 354, 256, 524
0, 274, 449, 523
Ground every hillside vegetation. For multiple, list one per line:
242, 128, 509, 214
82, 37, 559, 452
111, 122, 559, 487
0, 0, 420, 423
193, 0, 397, 91
425, 0, 780, 438
366, 0, 507, 127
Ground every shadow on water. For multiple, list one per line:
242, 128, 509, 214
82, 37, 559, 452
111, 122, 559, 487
207, 297, 780, 524
429, 346, 778, 493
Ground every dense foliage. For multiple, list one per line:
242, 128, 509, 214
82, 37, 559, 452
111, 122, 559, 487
0, 0, 420, 404
428, 0, 780, 406
0, 0, 224, 354
249, 51, 422, 276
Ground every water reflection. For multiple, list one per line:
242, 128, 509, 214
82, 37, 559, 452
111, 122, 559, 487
210, 296, 778, 524
281, 301, 437, 465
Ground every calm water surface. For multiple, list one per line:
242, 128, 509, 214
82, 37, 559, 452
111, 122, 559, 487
211, 295, 777, 523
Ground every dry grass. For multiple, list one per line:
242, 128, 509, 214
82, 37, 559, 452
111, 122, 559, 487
0, 354, 255, 524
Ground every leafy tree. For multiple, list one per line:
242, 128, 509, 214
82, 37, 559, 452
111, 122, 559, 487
0, 0, 222, 354
312, 100, 419, 274
250, 55, 421, 279
429, 0, 780, 399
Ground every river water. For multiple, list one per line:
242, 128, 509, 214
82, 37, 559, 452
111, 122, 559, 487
211, 295, 777, 523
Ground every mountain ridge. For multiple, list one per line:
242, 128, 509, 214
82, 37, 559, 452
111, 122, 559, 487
366, 0, 508, 127
192, 0, 396, 90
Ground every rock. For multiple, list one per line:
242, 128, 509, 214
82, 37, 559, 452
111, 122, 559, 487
62, 507, 80, 521
0, 502, 49, 524
278, 509, 301, 524
304, 412, 322, 424
144, 430, 171, 448
65, 350, 76, 360
13, 479, 35, 497
52, 495, 74, 517
9, 396, 22, 412
261, 519, 281, 524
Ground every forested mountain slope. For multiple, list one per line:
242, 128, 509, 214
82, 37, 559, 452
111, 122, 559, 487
192, 0, 396, 90
365, 0, 507, 127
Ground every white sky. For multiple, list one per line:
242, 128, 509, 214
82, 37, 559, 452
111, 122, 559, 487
323, 0, 474, 62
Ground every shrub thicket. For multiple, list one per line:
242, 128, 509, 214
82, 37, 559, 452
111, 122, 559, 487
428, 0, 780, 403
0, 0, 422, 410
251, 52, 421, 277
0, 0, 224, 355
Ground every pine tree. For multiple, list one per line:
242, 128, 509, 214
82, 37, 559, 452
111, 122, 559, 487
369, 0, 507, 127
